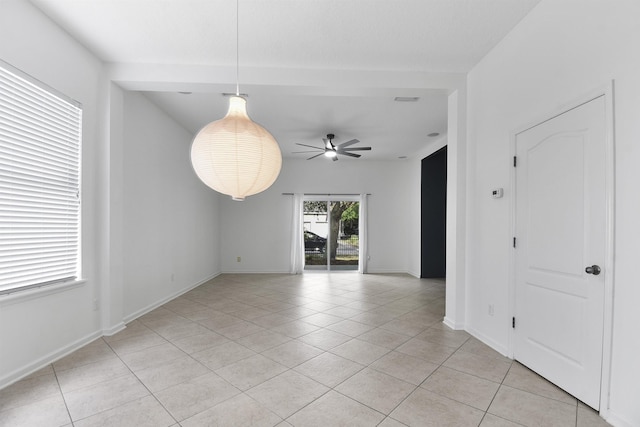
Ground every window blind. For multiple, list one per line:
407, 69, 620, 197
0, 62, 82, 294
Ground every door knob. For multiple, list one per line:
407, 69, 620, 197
585, 265, 601, 275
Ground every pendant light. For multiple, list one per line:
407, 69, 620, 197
190, 0, 282, 201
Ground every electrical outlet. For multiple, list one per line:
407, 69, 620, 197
93, 299, 99, 311
237, 256, 241, 262
488, 304, 495, 316
171, 273, 175, 282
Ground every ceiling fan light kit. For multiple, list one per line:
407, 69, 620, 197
189, 0, 282, 201
293, 133, 371, 161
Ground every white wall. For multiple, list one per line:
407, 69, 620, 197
465, 1, 640, 426
220, 158, 411, 273
122, 91, 220, 319
0, 0, 104, 387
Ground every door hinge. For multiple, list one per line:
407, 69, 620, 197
513, 156, 517, 167
513, 237, 516, 248
512, 317, 516, 328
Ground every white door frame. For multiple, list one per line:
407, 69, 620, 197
508, 82, 616, 416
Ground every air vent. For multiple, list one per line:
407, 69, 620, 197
394, 97, 420, 102
428, 132, 440, 137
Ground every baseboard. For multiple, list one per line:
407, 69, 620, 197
102, 321, 126, 337
465, 325, 510, 357
0, 331, 102, 390
123, 271, 221, 324
220, 269, 290, 274
605, 412, 636, 427
443, 316, 465, 330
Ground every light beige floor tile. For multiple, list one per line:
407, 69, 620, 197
323, 306, 363, 318
118, 342, 185, 372
236, 330, 291, 352
357, 328, 411, 349
458, 337, 510, 361
247, 370, 329, 418
577, 405, 611, 426
215, 354, 288, 391
53, 339, 117, 371
181, 392, 282, 427
325, 319, 375, 337
155, 322, 210, 341
73, 395, 174, 427
170, 330, 230, 354
217, 320, 267, 340
370, 351, 439, 385
63, 374, 149, 421
276, 307, 318, 319
421, 366, 500, 411
479, 413, 523, 426
107, 331, 168, 356
252, 313, 296, 328
443, 350, 512, 383
269, 320, 320, 338
287, 390, 385, 427
294, 352, 364, 387
390, 387, 484, 427
415, 327, 471, 348
191, 341, 256, 370
488, 385, 577, 427
0, 372, 60, 411
380, 319, 430, 337
329, 338, 390, 365
134, 355, 210, 392
154, 372, 241, 421
0, 393, 70, 427
396, 338, 458, 364
197, 313, 245, 331
56, 357, 130, 394
335, 368, 415, 415
261, 340, 323, 368
378, 417, 408, 427
503, 362, 576, 405
297, 328, 352, 350
350, 311, 398, 327
103, 321, 151, 343
301, 312, 344, 327
24, 364, 55, 379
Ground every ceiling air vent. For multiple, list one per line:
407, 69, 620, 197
394, 97, 420, 102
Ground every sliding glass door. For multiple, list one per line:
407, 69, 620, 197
304, 197, 359, 271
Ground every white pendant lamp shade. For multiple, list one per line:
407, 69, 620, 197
190, 96, 282, 201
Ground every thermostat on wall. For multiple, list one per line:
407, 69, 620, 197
492, 188, 504, 199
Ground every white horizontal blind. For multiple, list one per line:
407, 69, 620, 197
0, 62, 81, 294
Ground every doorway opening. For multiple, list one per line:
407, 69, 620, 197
303, 198, 359, 271
421, 146, 447, 278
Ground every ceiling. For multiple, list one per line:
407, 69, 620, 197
29, 0, 540, 160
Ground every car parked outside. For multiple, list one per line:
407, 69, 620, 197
304, 231, 326, 253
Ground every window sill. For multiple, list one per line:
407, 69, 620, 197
0, 280, 87, 307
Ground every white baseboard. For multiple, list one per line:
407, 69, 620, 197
102, 321, 126, 337
605, 412, 637, 427
123, 271, 221, 324
0, 331, 102, 390
443, 316, 465, 330
465, 325, 510, 357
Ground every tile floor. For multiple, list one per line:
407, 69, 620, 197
0, 273, 611, 426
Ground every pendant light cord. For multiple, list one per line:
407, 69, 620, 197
235, 0, 240, 96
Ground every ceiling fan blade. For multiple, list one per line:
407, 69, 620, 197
292, 150, 324, 154
307, 153, 325, 160
337, 139, 360, 149
339, 151, 361, 158
339, 147, 371, 151
296, 143, 324, 150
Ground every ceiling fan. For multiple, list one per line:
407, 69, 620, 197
293, 133, 372, 161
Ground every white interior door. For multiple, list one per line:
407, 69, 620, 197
514, 96, 607, 409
